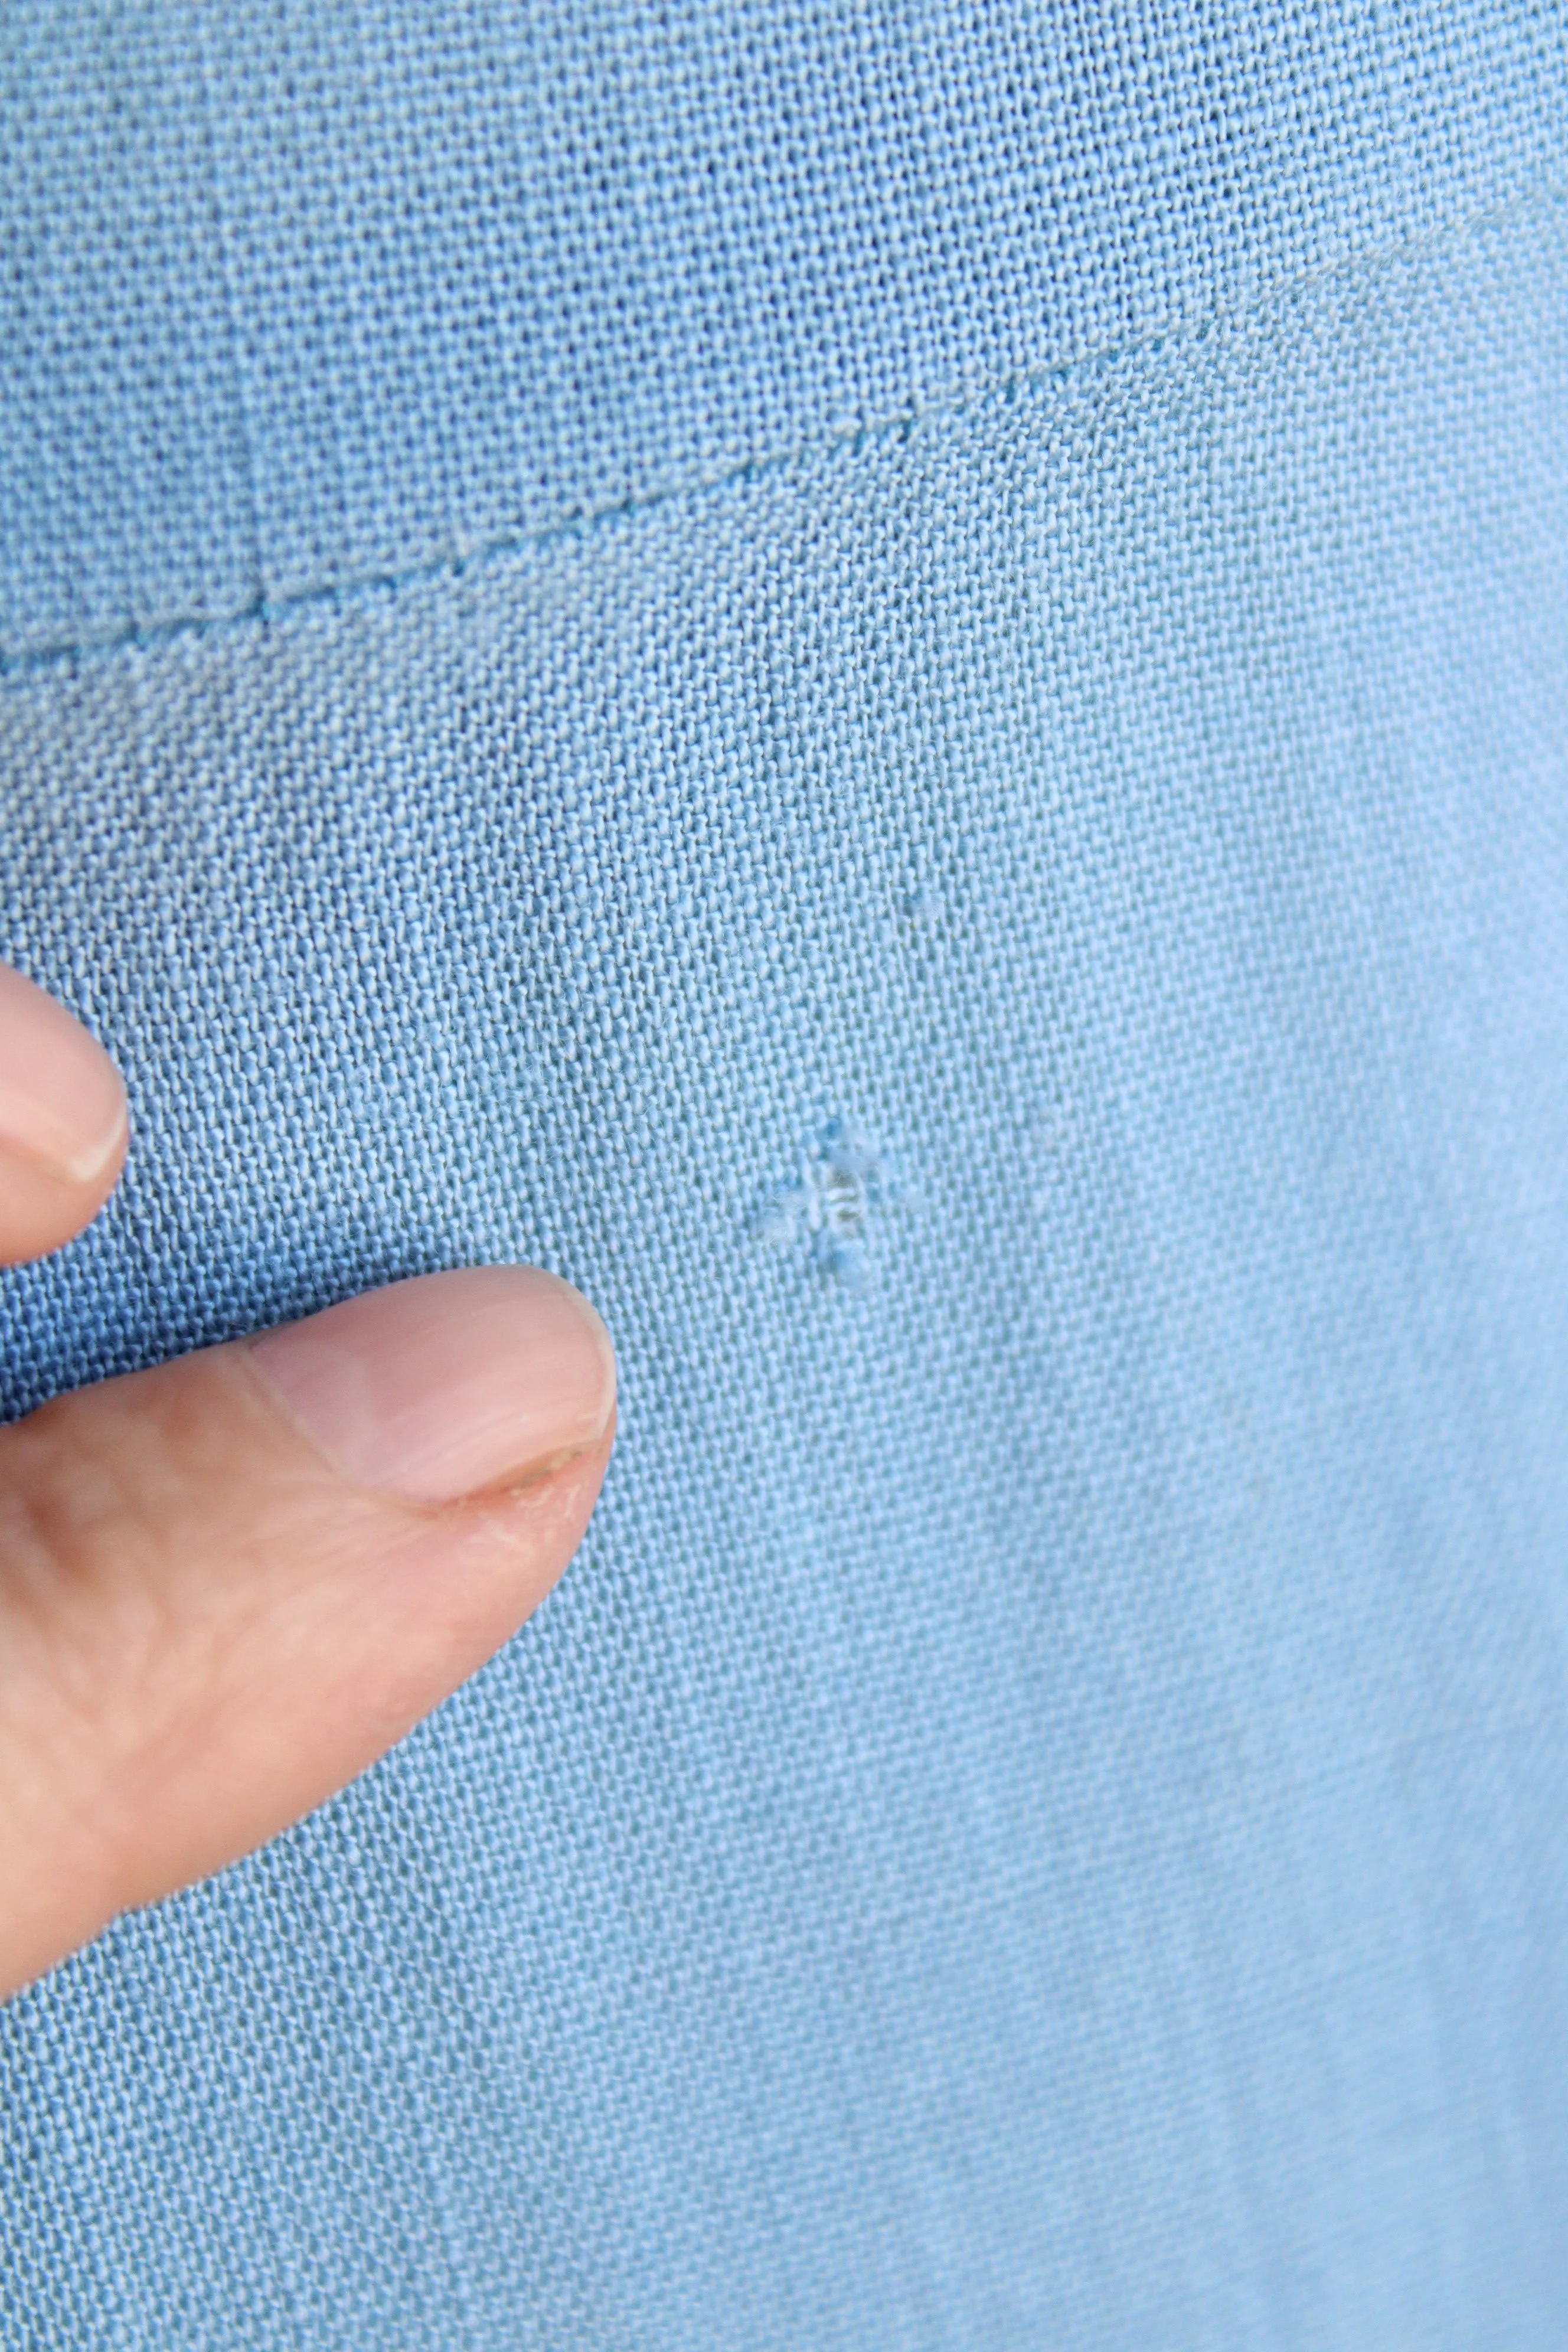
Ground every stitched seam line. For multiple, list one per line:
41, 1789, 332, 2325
2, 178, 1562, 681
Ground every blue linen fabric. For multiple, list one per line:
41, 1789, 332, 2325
3, 4, 1568, 2343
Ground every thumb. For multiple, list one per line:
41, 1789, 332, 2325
1, 968, 616, 1999
1, 971, 616, 2001
0, 1268, 616, 2001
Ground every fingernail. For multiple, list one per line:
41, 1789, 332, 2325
251, 1267, 617, 1502
0, 964, 128, 1185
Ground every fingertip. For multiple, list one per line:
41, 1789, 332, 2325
0, 1115, 129, 1266
0, 964, 128, 1265
0, 1273, 617, 1998
250, 1265, 618, 1502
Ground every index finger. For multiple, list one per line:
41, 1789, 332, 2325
0, 963, 128, 1266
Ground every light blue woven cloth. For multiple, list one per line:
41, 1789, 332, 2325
3, 8, 1567, 2344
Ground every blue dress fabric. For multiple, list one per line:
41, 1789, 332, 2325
3, 7, 1567, 2344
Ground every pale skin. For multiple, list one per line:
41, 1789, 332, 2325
0, 961, 617, 2002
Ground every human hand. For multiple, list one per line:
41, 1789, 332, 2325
0, 962, 616, 2000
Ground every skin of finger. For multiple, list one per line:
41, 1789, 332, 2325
0, 1123, 129, 1267
0, 1344, 612, 2000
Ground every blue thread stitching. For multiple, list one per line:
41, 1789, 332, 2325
1, 181, 1560, 683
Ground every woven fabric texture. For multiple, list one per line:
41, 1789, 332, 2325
2, 6, 1567, 2346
